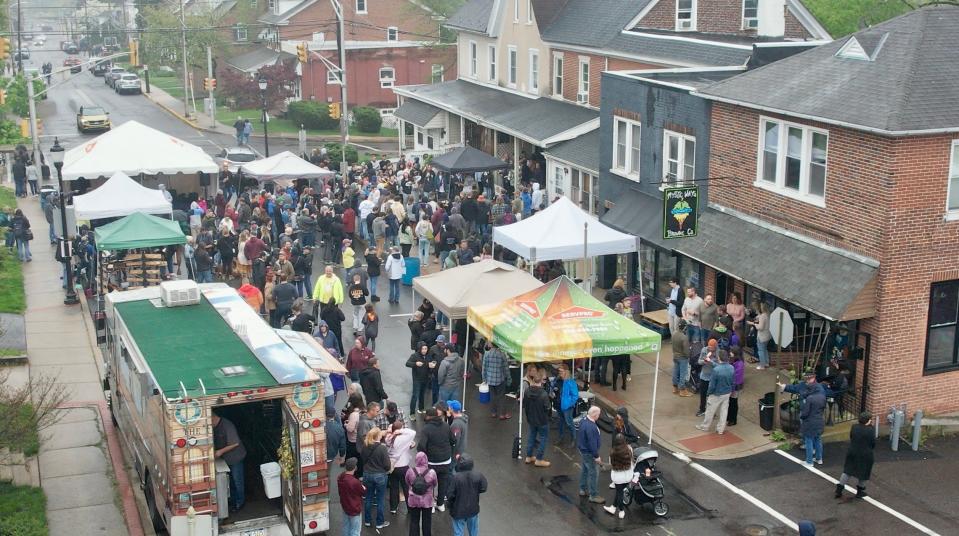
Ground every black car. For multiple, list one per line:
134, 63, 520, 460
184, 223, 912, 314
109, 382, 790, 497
91, 60, 111, 76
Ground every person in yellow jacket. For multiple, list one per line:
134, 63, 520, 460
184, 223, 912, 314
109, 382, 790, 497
313, 265, 344, 305
341, 238, 356, 270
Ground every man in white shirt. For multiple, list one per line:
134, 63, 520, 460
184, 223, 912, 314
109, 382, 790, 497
681, 287, 705, 343
358, 195, 375, 241
666, 277, 681, 333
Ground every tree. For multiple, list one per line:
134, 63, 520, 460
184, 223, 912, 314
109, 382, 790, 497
138, 5, 223, 71
323, 143, 358, 170
218, 68, 261, 109
0, 366, 68, 465
256, 63, 298, 111
352, 106, 382, 133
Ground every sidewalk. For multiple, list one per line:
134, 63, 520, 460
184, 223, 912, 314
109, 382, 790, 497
15, 194, 140, 536
590, 340, 784, 460
142, 85, 394, 144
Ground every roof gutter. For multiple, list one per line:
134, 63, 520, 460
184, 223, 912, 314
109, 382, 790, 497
541, 153, 599, 177
542, 41, 698, 68
692, 92, 959, 137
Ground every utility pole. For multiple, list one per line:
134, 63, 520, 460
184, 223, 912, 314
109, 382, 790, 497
178, 0, 190, 118
332, 0, 348, 172
16, 0, 22, 74
26, 74, 39, 161
206, 46, 215, 128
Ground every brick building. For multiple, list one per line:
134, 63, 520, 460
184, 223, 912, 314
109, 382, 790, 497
602, 6, 959, 416
258, 0, 456, 110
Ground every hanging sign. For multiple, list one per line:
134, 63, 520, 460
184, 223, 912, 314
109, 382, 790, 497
663, 186, 699, 239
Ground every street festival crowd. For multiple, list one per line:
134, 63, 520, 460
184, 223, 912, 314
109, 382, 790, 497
42, 149, 870, 535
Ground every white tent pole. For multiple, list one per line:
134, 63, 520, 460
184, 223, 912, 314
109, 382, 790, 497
636, 237, 646, 315
517, 361, 525, 455
648, 349, 661, 446
462, 323, 471, 410
411, 287, 416, 316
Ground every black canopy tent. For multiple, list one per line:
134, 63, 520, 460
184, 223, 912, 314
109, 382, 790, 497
429, 146, 510, 174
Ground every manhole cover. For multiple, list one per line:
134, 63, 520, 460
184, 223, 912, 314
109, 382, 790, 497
744, 525, 769, 536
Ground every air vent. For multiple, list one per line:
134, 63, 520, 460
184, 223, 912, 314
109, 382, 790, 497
220, 366, 249, 377
160, 280, 201, 307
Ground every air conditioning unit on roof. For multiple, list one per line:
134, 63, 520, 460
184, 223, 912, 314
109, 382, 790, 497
161, 280, 201, 307
576, 92, 588, 104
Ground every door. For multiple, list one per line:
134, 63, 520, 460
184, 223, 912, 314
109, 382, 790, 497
281, 401, 304, 536
715, 272, 729, 305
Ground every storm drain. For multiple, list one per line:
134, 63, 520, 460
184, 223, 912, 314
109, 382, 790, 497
743, 525, 770, 536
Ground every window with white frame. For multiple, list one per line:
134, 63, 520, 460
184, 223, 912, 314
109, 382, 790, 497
577, 57, 589, 102
507, 46, 517, 87
431, 64, 445, 83
268, 0, 275, 10
948, 141, 959, 214
612, 117, 641, 178
553, 53, 563, 96
676, 0, 696, 31
469, 41, 477, 78
663, 130, 695, 184
327, 69, 339, 84
742, 0, 758, 29
312, 32, 325, 42
488, 45, 497, 81
233, 24, 248, 42
379, 67, 395, 88
356, 0, 367, 14
514, 0, 519, 21
527, 0, 533, 23
250, 0, 256, 8
528, 49, 539, 93
387, 27, 398, 41
757, 118, 828, 204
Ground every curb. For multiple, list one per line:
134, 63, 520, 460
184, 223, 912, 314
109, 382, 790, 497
143, 92, 201, 130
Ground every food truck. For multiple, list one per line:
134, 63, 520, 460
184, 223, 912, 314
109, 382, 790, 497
102, 281, 344, 535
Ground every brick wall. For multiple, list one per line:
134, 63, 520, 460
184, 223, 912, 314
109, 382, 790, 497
554, 50, 659, 107
708, 102, 959, 415
784, 7, 814, 39
279, 0, 437, 42
636, 0, 814, 38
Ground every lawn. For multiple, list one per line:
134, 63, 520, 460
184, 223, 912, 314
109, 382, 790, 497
218, 107, 398, 138
0, 480, 48, 536
0, 187, 25, 314
144, 73, 186, 100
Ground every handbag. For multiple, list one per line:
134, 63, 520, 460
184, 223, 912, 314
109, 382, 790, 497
24, 228, 33, 241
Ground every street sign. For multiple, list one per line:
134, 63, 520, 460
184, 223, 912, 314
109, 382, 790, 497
769, 306, 794, 349
663, 185, 699, 239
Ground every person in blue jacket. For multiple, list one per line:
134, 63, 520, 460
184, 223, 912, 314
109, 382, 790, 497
556, 364, 579, 445
577, 406, 604, 504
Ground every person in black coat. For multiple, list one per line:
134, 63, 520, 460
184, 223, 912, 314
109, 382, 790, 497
359, 358, 388, 406
320, 301, 346, 355
446, 454, 488, 530
407, 311, 424, 351
406, 342, 433, 415
417, 407, 456, 509
836, 411, 876, 499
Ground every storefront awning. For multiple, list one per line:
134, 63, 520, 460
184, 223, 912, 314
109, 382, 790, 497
394, 100, 442, 128
672, 207, 878, 321
600, 189, 671, 250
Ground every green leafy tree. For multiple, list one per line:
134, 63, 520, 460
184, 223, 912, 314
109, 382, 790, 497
802, 0, 944, 37
287, 101, 338, 130
138, 5, 223, 72
323, 143, 358, 170
352, 106, 382, 133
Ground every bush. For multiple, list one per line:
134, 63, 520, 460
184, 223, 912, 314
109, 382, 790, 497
287, 101, 338, 130
323, 143, 359, 170
352, 106, 382, 133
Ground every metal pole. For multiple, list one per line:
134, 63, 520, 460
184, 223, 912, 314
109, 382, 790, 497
333, 0, 348, 172
261, 91, 270, 157
144, 64, 151, 93
206, 46, 215, 128
56, 161, 79, 305
461, 324, 470, 409
16, 0, 22, 74
648, 349, 661, 445
517, 362, 525, 457
178, 0, 190, 118
26, 74, 39, 162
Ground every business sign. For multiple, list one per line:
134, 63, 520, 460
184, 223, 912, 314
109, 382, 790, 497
663, 186, 699, 239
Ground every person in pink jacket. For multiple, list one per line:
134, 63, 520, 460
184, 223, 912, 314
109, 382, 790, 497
405, 451, 438, 536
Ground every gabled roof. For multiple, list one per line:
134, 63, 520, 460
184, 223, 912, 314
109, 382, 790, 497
226, 46, 295, 73
543, 129, 599, 174
394, 80, 598, 146
259, 0, 316, 24
697, 6, 959, 134
445, 0, 497, 35
539, 0, 651, 49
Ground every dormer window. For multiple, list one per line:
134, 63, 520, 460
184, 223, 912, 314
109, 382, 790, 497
676, 0, 696, 31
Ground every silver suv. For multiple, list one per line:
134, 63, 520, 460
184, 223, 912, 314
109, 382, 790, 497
115, 74, 141, 95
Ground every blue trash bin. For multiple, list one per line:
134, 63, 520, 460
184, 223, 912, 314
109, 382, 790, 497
402, 257, 420, 286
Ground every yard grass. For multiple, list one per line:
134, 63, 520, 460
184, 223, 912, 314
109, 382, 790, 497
218, 107, 398, 138
0, 187, 26, 315
0, 480, 48, 536
145, 74, 186, 100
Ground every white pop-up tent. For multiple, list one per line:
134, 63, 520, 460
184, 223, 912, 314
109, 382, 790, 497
73, 171, 173, 220
239, 150, 335, 186
492, 196, 637, 262
62, 120, 219, 181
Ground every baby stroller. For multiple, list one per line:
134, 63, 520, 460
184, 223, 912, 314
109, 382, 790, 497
621, 446, 668, 517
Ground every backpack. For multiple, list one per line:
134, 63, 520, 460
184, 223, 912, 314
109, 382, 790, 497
410, 467, 430, 496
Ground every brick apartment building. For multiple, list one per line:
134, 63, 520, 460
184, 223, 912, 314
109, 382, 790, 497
620, 6, 959, 416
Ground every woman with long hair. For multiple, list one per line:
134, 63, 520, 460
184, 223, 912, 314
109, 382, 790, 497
604, 434, 634, 519
360, 428, 391, 529
748, 303, 772, 369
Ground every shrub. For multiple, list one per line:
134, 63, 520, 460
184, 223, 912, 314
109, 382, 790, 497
323, 143, 359, 170
287, 101, 338, 130
352, 106, 382, 133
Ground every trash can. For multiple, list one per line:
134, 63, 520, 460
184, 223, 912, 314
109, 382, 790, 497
402, 257, 420, 286
260, 462, 282, 499
759, 392, 775, 431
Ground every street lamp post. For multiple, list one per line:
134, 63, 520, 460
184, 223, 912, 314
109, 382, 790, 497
258, 77, 270, 157
50, 138, 79, 305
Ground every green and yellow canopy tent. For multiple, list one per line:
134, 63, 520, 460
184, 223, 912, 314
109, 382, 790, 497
93, 211, 187, 250
467, 276, 663, 450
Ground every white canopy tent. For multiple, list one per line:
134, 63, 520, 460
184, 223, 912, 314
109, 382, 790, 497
239, 150, 335, 187
73, 171, 173, 220
62, 120, 219, 181
492, 196, 637, 262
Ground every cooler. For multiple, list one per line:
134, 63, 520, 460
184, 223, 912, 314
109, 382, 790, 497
402, 257, 420, 286
478, 383, 490, 404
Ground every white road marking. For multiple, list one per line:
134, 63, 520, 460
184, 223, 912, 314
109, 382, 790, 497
774, 449, 942, 536
669, 451, 799, 531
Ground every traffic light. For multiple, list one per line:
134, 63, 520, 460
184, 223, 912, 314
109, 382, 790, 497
296, 42, 308, 64
203, 77, 216, 91
0, 89, 6, 105
329, 102, 341, 119
210, 78, 216, 90
0, 37, 9, 60
128, 38, 139, 66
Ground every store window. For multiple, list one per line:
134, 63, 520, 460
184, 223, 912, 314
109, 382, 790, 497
655, 254, 677, 304
926, 280, 959, 372
678, 257, 701, 295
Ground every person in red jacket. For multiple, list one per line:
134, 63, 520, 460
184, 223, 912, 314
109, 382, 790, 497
337, 457, 365, 536
342, 206, 357, 241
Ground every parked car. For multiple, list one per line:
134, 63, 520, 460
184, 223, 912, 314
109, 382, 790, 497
115, 74, 141, 95
213, 146, 258, 173
76, 106, 111, 133
105, 67, 126, 87
63, 42, 78, 54
63, 56, 82, 74
91, 59, 111, 76
13, 49, 30, 61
